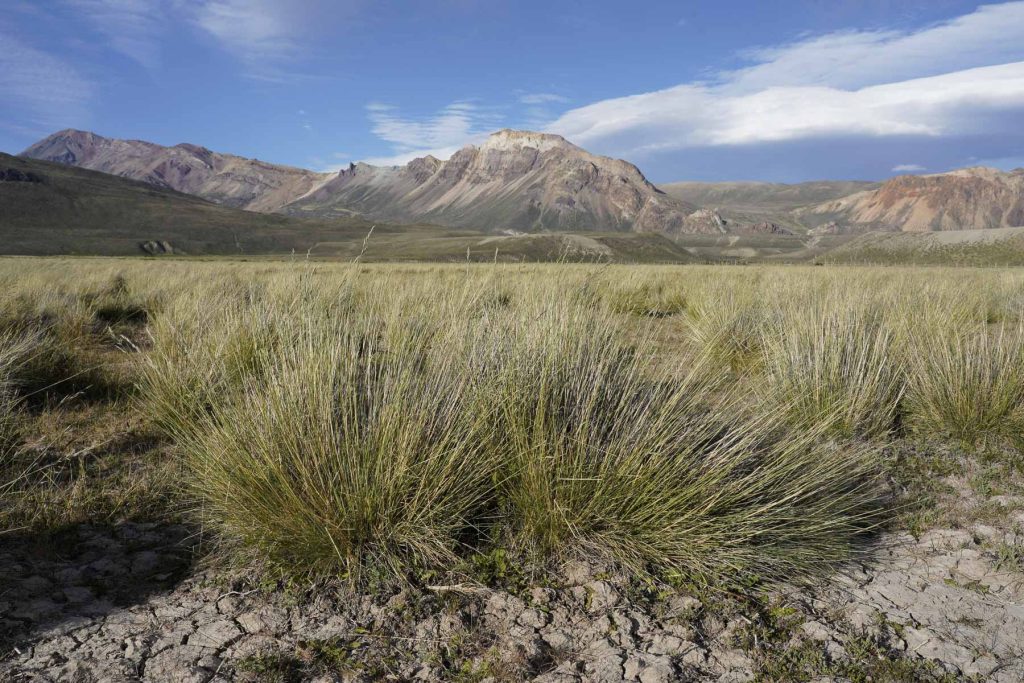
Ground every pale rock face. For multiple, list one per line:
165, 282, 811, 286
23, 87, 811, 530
680, 209, 729, 235
801, 166, 1024, 232
808, 221, 842, 235
477, 129, 572, 154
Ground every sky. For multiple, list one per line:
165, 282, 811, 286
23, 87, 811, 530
2, 0, 1024, 182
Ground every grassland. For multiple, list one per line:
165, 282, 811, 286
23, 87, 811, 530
823, 226, 1024, 266
1, 258, 1022, 589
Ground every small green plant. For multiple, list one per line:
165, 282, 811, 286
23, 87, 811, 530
994, 540, 1024, 573
235, 651, 305, 683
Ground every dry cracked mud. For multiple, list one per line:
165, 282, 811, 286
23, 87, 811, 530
2, 510, 1023, 682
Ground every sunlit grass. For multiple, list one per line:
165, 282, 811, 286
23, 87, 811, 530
1, 258, 1022, 586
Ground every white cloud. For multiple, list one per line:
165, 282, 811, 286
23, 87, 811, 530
892, 164, 927, 173
545, 2, 1024, 160
728, 2, 1024, 92
519, 93, 569, 105
65, 0, 165, 69
550, 62, 1024, 153
0, 30, 94, 133
362, 101, 502, 165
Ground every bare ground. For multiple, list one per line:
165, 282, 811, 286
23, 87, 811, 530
2, 511, 1022, 682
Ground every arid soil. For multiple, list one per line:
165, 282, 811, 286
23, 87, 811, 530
3, 511, 1022, 682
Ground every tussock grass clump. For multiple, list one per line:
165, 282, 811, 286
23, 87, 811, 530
86, 273, 157, 326
906, 324, 1024, 446
487, 301, 885, 584
0, 330, 34, 528
138, 271, 890, 586
0, 276, 143, 403
175, 312, 498, 579
761, 305, 905, 438
685, 289, 769, 373
605, 277, 687, 318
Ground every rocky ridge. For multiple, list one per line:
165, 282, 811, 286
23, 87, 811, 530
22, 130, 333, 213
23, 129, 700, 236
800, 167, 1024, 232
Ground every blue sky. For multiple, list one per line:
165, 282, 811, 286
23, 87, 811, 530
2, 0, 1024, 182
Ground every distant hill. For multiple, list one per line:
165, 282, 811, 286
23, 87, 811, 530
662, 170, 1024, 235
659, 180, 880, 233
798, 167, 1024, 232
24, 129, 709, 236
659, 180, 879, 213
21, 127, 1024, 252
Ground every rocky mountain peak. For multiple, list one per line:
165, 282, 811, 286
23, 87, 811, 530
478, 129, 575, 154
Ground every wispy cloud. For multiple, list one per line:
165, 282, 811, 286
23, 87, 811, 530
191, 0, 297, 63
519, 92, 569, 105
65, 0, 165, 69
0, 30, 94, 136
566, 63, 1024, 151
892, 164, 926, 173
362, 101, 503, 165
546, 2, 1024, 165
186, 0, 360, 79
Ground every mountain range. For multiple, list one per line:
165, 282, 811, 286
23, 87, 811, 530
23, 129, 710, 236
10, 127, 1024, 263
0, 151, 692, 261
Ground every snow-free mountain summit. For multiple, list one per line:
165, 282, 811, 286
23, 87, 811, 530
23, 129, 705, 235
